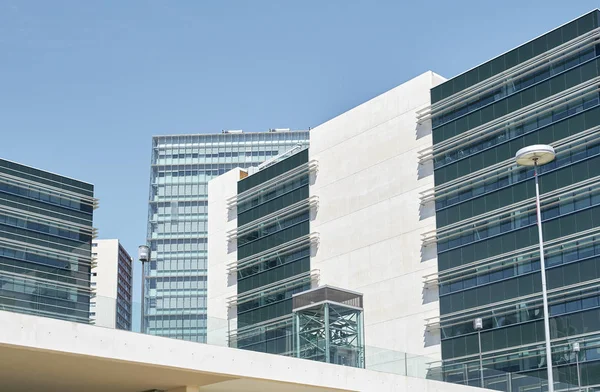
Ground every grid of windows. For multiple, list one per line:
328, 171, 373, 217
0, 159, 95, 324
145, 132, 309, 343
431, 11, 600, 388
234, 148, 312, 355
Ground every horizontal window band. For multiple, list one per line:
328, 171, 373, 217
230, 233, 319, 273
0, 170, 97, 205
0, 205, 95, 235
427, 41, 600, 129
424, 175, 600, 247
420, 78, 600, 162
420, 126, 600, 205
425, 175, 600, 245
426, 277, 600, 329
440, 297, 600, 344
148, 198, 209, 204
438, 330, 600, 371
227, 270, 319, 307
237, 181, 308, 217
229, 196, 318, 241
0, 236, 93, 265
0, 258, 91, 285
228, 314, 294, 340
431, 92, 600, 172
0, 270, 93, 293
0, 229, 92, 256
417, 27, 600, 121
227, 160, 318, 208
427, 231, 600, 287
0, 300, 92, 323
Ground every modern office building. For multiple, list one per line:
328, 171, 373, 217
0, 158, 96, 323
145, 131, 309, 342
207, 71, 446, 367
419, 9, 600, 389
90, 239, 133, 330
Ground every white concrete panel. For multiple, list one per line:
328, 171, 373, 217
207, 168, 244, 345
310, 70, 446, 359
91, 239, 119, 329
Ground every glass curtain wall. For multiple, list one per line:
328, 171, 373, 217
429, 10, 600, 389
145, 131, 309, 342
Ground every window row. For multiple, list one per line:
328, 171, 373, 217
0, 257, 88, 288
149, 296, 207, 310
237, 281, 311, 314
0, 225, 91, 257
238, 186, 309, 226
440, 237, 600, 295
437, 185, 600, 252
238, 149, 308, 193
238, 284, 311, 325
238, 257, 310, 294
157, 150, 280, 160
147, 276, 206, 290
437, 153, 600, 228
237, 220, 309, 259
436, 137, 600, 212
441, 287, 600, 339
431, 12, 599, 103
0, 192, 92, 226
0, 213, 90, 243
0, 180, 93, 213
440, 255, 600, 315
442, 307, 600, 361
150, 221, 207, 235
432, 45, 598, 128
439, 205, 600, 272
146, 317, 207, 329
148, 259, 206, 272
433, 57, 600, 144
238, 175, 308, 214
434, 91, 599, 169
435, 105, 600, 186
237, 212, 310, 246
150, 238, 207, 252
238, 247, 310, 280
0, 246, 83, 272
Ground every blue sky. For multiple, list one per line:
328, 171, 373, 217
1, 0, 599, 306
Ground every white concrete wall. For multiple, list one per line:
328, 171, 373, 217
91, 239, 119, 329
309, 71, 446, 359
207, 168, 244, 346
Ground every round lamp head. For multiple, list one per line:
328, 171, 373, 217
515, 144, 555, 166
138, 245, 150, 263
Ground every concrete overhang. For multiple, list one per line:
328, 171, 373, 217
0, 310, 489, 392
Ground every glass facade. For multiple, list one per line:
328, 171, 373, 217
231, 148, 316, 355
145, 131, 309, 342
429, 10, 600, 389
0, 158, 96, 323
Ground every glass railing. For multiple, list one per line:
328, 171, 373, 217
2, 295, 600, 391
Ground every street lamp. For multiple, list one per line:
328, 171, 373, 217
473, 317, 484, 388
572, 341, 581, 391
138, 245, 150, 334
515, 144, 556, 392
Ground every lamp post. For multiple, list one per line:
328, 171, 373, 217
138, 245, 150, 334
572, 341, 581, 391
515, 144, 556, 392
473, 317, 484, 388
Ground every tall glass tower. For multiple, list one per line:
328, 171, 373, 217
145, 130, 310, 342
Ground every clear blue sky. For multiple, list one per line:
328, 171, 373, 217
1, 0, 598, 305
